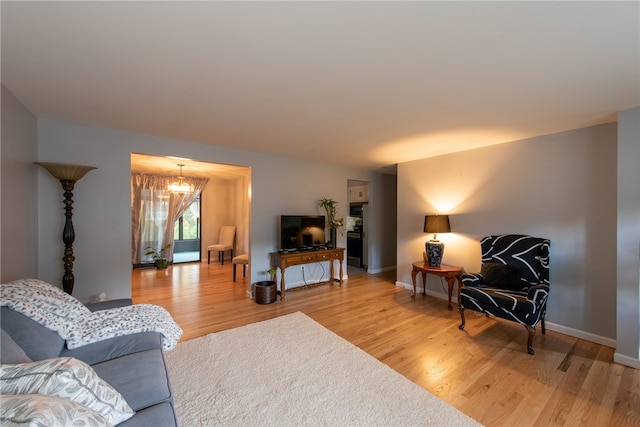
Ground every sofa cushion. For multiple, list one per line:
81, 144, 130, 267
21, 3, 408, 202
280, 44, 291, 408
0, 357, 134, 425
0, 330, 31, 364
60, 331, 163, 366
0, 394, 112, 427
92, 349, 173, 412
118, 401, 178, 427
0, 307, 64, 361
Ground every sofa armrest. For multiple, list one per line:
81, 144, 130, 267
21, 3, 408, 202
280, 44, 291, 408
461, 273, 483, 287
60, 331, 163, 365
85, 299, 133, 312
0, 307, 65, 361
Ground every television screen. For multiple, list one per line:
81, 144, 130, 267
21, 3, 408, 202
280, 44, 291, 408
280, 215, 326, 251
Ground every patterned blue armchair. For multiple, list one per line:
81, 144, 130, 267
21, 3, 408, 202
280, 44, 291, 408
458, 234, 550, 354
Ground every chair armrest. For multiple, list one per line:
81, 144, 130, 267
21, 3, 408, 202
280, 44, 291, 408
461, 273, 483, 287
527, 284, 550, 305
85, 299, 133, 312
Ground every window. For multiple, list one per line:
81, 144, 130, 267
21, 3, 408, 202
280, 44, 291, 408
174, 196, 200, 240
173, 196, 201, 262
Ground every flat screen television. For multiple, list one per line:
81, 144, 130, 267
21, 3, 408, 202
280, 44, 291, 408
280, 215, 326, 251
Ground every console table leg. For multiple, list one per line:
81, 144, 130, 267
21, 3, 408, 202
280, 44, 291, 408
280, 270, 286, 301
329, 259, 335, 284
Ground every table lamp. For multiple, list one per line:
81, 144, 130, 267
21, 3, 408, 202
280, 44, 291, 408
423, 215, 451, 267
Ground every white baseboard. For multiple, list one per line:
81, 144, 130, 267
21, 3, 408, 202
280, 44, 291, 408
396, 281, 414, 292
543, 321, 616, 348
614, 352, 640, 369
366, 266, 396, 274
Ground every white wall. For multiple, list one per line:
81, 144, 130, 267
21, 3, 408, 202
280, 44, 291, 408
397, 123, 618, 345
1, 86, 38, 282
200, 174, 249, 261
35, 119, 380, 302
615, 107, 640, 368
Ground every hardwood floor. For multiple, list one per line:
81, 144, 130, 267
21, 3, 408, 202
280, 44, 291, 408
132, 262, 640, 426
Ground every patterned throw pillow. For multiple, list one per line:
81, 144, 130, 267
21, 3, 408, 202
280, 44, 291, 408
0, 394, 113, 427
481, 262, 522, 289
0, 357, 134, 425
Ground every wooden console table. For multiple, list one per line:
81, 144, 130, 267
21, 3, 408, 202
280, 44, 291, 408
271, 248, 344, 301
411, 262, 463, 310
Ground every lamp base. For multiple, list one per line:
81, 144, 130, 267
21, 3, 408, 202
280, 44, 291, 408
425, 241, 445, 267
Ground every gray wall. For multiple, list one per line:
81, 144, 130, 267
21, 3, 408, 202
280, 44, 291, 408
615, 107, 640, 367
367, 172, 397, 272
33, 118, 391, 302
397, 123, 619, 345
1, 86, 38, 282
3, 87, 636, 366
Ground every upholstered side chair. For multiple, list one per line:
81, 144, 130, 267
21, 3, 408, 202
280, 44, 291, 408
232, 254, 249, 282
207, 226, 236, 265
458, 234, 550, 354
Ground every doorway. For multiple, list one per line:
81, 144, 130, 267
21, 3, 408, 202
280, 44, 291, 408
130, 153, 251, 269
347, 179, 369, 275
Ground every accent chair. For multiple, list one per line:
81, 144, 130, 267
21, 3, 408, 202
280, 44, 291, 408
207, 226, 236, 265
458, 234, 550, 354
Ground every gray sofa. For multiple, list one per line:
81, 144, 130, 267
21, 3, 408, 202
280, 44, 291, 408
1, 299, 178, 426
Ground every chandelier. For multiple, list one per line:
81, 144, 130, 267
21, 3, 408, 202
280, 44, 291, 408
169, 164, 194, 194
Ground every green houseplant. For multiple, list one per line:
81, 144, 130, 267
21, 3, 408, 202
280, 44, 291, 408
145, 243, 171, 270
319, 197, 344, 248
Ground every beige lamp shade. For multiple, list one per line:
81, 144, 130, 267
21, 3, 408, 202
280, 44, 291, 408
35, 162, 97, 181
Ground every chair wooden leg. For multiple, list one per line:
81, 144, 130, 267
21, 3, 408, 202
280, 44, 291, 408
541, 317, 546, 335
458, 306, 466, 330
233, 264, 237, 282
525, 325, 536, 355
207, 250, 211, 264
242, 264, 246, 277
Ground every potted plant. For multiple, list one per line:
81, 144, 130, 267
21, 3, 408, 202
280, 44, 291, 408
319, 197, 344, 248
145, 243, 171, 270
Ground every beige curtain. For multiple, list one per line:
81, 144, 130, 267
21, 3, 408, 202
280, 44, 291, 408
131, 173, 208, 265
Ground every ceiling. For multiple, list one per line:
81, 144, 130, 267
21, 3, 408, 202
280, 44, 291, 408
130, 153, 249, 180
2, 1, 638, 173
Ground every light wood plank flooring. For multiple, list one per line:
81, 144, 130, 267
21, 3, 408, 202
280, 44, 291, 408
132, 262, 640, 426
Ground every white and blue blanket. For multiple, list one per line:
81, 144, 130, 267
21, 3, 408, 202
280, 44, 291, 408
1, 279, 183, 351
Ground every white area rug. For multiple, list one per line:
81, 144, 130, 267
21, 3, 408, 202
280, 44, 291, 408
164, 312, 481, 426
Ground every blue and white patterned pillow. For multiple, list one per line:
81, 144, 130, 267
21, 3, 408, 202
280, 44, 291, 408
0, 357, 134, 425
0, 394, 113, 426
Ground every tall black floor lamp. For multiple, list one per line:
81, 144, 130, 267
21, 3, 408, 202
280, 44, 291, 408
35, 162, 97, 295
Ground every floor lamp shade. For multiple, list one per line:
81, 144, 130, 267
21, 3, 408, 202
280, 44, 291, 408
423, 215, 451, 267
35, 162, 97, 295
